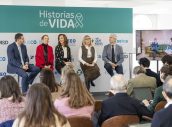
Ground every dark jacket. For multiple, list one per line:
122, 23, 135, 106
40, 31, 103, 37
98, 93, 153, 126
7, 42, 29, 73
152, 104, 172, 127
55, 45, 71, 74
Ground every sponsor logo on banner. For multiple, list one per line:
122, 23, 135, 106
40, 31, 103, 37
76, 69, 82, 76
68, 39, 76, 46
26, 40, 40, 45
0, 40, 9, 45
0, 72, 6, 77
30, 55, 34, 60
117, 40, 128, 43
97, 54, 102, 59
39, 10, 84, 29
0, 57, 6, 61
94, 37, 103, 46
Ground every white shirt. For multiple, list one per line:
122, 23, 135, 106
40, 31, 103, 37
62, 46, 67, 59
78, 46, 97, 65
165, 100, 172, 108
16, 42, 24, 65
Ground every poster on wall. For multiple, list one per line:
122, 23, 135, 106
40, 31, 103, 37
0, 5, 133, 92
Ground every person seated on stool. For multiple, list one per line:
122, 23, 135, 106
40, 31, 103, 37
7, 33, 40, 94
102, 34, 124, 76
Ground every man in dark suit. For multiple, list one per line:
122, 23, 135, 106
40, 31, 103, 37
7, 33, 40, 93
98, 75, 152, 126
152, 76, 172, 127
102, 34, 124, 76
139, 57, 161, 87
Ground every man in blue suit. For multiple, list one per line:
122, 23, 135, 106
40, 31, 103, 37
102, 34, 124, 76
7, 33, 40, 93
152, 76, 172, 127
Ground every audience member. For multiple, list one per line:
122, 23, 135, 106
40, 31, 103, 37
54, 72, 94, 118
143, 65, 172, 112
98, 74, 152, 126
40, 68, 61, 101
12, 83, 70, 127
139, 57, 161, 86
127, 66, 156, 96
0, 76, 24, 123
152, 76, 172, 127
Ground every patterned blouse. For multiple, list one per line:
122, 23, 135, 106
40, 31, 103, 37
0, 98, 25, 123
55, 45, 71, 73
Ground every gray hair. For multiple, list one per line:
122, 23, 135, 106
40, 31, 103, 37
110, 74, 127, 91
109, 34, 117, 39
133, 66, 146, 75
163, 76, 172, 98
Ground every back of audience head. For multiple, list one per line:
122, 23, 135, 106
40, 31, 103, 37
61, 64, 75, 83
163, 76, 172, 101
139, 57, 150, 68
133, 66, 146, 76
40, 68, 58, 92
110, 74, 127, 93
0, 75, 22, 102
61, 72, 94, 108
19, 83, 67, 127
161, 55, 172, 65
160, 65, 172, 82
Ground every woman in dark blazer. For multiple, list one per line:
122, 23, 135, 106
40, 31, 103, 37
35, 35, 54, 70
55, 34, 71, 74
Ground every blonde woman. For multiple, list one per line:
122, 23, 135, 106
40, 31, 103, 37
54, 72, 95, 118
78, 35, 100, 90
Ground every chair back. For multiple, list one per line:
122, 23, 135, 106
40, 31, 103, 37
68, 116, 93, 127
155, 101, 167, 112
101, 115, 139, 127
95, 100, 102, 112
132, 87, 153, 101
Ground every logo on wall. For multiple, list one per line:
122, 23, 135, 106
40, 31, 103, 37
94, 37, 103, 46
0, 40, 9, 45
39, 10, 84, 29
76, 69, 82, 76
97, 54, 102, 59
117, 40, 128, 44
26, 40, 40, 45
68, 39, 76, 46
0, 57, 6, 61
0, 72, 6, 77
30, 55, 34, 60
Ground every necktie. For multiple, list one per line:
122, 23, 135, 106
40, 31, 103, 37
18, 46, 24, 65
112, 45, 116, 63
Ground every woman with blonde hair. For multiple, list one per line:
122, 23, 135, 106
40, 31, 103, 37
12, 83, 70, 127
78, 35, 100, 90
54, 72, 95, 118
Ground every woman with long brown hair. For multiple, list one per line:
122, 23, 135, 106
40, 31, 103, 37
54, 72, 95, 118
40, 68, 62, 101
0, 75, 24, 123
12, 83, 70, 127
55, 34, 71, 74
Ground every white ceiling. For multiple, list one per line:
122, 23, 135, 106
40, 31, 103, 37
0, 0, 172, 14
